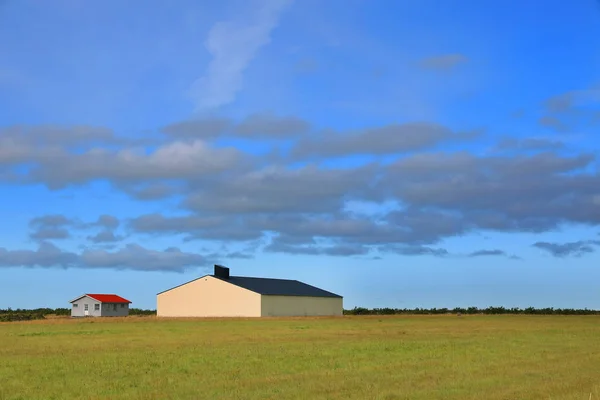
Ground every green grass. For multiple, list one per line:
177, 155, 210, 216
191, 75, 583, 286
2, 315, 600, 399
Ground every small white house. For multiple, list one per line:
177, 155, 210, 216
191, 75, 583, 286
69, 294, 132, 317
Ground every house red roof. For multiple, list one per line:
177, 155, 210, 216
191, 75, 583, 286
86, 294, 131, 303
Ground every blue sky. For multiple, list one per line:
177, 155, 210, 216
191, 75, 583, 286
1, 0, 599, 310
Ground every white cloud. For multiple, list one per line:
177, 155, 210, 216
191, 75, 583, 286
189, 0, 292, 111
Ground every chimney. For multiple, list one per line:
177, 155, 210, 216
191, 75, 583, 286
214, 264, 230, 279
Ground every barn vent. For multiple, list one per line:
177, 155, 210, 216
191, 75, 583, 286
214, 265, 230, 279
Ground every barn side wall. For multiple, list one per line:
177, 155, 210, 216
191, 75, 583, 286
157, 276, 261, 317
260, 295, 343, 317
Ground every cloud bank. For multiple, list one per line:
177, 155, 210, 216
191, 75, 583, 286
1, 85, 599, 271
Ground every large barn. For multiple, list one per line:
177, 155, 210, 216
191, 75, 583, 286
157, 265, 343, 317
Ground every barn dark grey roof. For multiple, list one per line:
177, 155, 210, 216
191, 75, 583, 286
157, 265, 342, 298
214, 275, 342, 298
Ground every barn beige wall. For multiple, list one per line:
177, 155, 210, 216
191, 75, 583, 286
157, 276, 261, 317
260, 295, 343, 317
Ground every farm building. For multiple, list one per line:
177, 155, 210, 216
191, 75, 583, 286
69, 294, 132, 317
157, 265, 343, 317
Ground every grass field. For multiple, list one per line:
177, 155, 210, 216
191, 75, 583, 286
1, 315, 600, 400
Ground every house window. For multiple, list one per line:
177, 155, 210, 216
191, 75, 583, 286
73, 304, 78, 308
113, 304, 117, 311
84, 304, 89, 311
121, 304, 125, 308
94, 304, 100, 311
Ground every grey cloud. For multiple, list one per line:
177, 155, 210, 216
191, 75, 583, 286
29, 214, 72, 228
29, 213, 122, 238
250, 210, 466, 247
0, 242, 216, 272
130, 213, 263, 242
4, 116, 600, 260
251, 216, 388, 243
386, 208, 467, 244
542, 88, 600, 131
117, 182, 181, 201
533, 240, 600, 258
388, 151, 592, 180
162, 113, 309, 140
419, 54, 468, 71
461, 211, 556, 233
545, 92, 577, 113
94, 215, 119, 230
386, 151, 599, 229
184, 163, 381, 214
375, 151, 600, 243
2, 125, 116, 146
28, 214, 123, 243
224, 251, 254, 259
26, 140, 243, 189
131, 213, 225, 233
256, 214, 458, 255
30, 228, 70, 241
182, 228, 264, 242
128, 145, 600, 254
321, 245, 371, 256
161, 118, 231, 139
233, 113, 309, 138
87, 231, 123, 244
380, 245, 449, 257
495, 137, 565, 152
539, 116, 568, 133
265, 239, 371, 257
545, 89, 600, 113
292, 123, 476, 159
79, 244, 210, 272
0, 242, 78, 268
0, 125, 142, 166
29, 214, 73, 241
468, 249, 507, 257
131, 208, 466, 252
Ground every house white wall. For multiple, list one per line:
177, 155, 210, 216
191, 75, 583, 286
71, 297, 102, 317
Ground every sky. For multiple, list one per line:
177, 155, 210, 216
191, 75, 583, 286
1, 0, 600, 310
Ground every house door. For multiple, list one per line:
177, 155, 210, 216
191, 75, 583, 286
84, 304, 89, 316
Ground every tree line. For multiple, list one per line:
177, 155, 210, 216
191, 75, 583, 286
2, 306, 600, 322
343, 306, 600, 315
0, 307, 157, 322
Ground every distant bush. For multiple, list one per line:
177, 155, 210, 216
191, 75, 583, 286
0, 307, 69, 316
129, 308, 156, 316
0, 307, 156, 318
343, 306, 600, 316
0, 312, 46, 322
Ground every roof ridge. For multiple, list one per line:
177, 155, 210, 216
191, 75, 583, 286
230, 275, 296, 281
